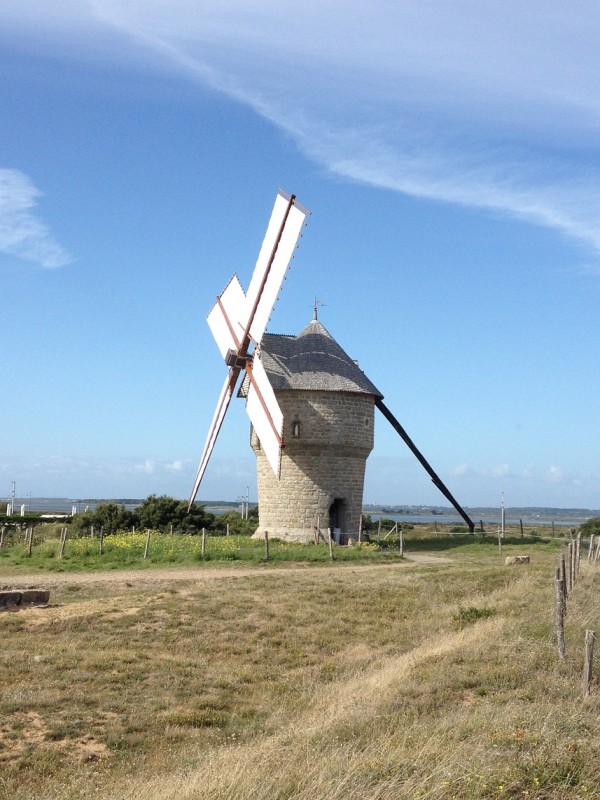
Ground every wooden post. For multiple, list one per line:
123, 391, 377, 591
583, 630, 595, 696
27, 527, 33, 557
571, 540, 576, 589
566, 542, 573, 593
377, 518, 381, 544
264, 530, 270, 561
576, 532, 582, 574
328, 528, 334, 561
498, 528, 502, 557
91, 524, 94, 538
170, 523, 173, 536
0, 526, 4, 548
479, 519, 484, 534
315, 514, 321, 545
59, 527, 67, 558
226, 523, 230, 537
143, 528, 151, 560
99, 527, 104, 555
554, 566, 566, 660
520, 519, 524, 538
560, 553, 567, 606
589, 534, 595, 563
201, 527, 206, 558
399, 528, 404, 556
552, 520, 555, 537
358, 514, 363, 544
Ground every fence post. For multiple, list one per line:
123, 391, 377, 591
520, 518, 524, 538
554, 566, 566, 660
583, 630, 595, 696
201, 527, 206, 558
0, 526, 4, 548
27, 527, 33, 557
589, 534, 595, 563
565, 542, 573, 593
358, 514, 363, 544
576, 532, 582, 575
264, 530, 270, 561
399, 528, 404, 556
59, 527, 67, 558
377, 518, 381, 544
99, 527, 104, 555
143, 528, 151, 560
328, 528, 334, 561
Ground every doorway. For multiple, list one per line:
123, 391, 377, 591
328, 498, 345, 543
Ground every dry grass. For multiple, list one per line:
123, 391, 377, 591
1, 536, 599, 799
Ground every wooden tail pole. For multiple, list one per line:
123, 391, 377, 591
375, 399, 475, 533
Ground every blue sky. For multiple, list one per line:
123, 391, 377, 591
1, 1, 599, 508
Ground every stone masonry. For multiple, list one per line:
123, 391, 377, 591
252, 390, 375, 541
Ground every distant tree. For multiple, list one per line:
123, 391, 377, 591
581, 518, 600, 537
136, 495, 215, 534
136, 495, 180, 530
91, 502, 133, 534
69, 510, 95, 535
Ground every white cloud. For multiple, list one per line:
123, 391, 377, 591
2, 2, 600, 255
86, 1, 600, 255
0, 169, 72, 268
135, 459, 156, 474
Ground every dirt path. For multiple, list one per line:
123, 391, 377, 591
0, 553, 451, 589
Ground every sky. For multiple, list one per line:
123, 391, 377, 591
1, 1, 599, 509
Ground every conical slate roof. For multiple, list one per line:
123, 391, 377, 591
258, 319, 383, 397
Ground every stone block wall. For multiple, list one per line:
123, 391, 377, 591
251, 390, 375, 541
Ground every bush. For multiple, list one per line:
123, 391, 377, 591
580, 517, 600, 537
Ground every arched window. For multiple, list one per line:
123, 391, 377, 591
292, 418, 301, 437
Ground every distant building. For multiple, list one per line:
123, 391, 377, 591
244, 318, 382, 542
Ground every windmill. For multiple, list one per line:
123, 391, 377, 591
188, 190, 309, 509
189, 190, 474, 536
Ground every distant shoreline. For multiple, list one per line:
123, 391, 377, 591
4, 498, 598, 523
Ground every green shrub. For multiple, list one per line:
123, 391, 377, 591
453, 605, 495, 629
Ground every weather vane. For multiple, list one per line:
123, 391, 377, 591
312, 297, 326, 320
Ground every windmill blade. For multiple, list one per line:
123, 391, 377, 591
245, 193, 307, 345
188, 368, 239, 509
245, 355, 284, 478
207, 274, 246, 360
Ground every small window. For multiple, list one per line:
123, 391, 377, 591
365, 418, 370, 427
292, 419, 301, 437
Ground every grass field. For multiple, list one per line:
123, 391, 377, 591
1, 529, 599, 799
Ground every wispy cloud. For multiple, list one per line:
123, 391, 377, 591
88, 1, 600, 255
0, 169, 72, 268
3, 2, 600, 254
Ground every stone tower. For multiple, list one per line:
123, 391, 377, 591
247, 318, 382, 542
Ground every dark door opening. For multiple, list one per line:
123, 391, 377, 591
328, 499, 345, 539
